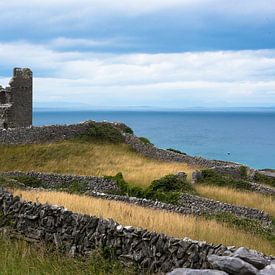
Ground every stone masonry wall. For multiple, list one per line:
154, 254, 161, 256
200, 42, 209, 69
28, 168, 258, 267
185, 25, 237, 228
2, 171, 119, 194
0, 121, 93, 144
0, 189, 272, 273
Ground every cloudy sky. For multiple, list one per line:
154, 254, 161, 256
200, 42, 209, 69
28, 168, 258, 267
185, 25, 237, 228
0, 0, 275, 108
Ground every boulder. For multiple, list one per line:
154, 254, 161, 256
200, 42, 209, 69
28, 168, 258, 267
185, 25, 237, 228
233, 247, 269, 269
167, 268, 228, 275
208, 255, 258, 275
258, 264, 275, 275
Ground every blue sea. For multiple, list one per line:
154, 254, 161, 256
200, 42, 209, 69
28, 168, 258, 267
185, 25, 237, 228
33, 110, 275, 169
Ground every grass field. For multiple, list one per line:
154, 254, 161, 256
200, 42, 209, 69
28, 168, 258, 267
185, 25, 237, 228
12, 189, 275, 256
0, 235, 136, 275
196, 185, 275, 217
0, 141, 195, 187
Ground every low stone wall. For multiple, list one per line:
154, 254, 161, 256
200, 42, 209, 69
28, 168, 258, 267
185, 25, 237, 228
87, 191, 271, 225
250, 182, 275, 196
2, 171, 119, 194
178, 194, 271, 225
125, 134, 241, 169
0, 121, 93, 144
0, 189, 272, 273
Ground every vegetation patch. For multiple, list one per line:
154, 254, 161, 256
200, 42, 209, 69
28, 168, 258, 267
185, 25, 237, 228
167, 148, 187, 155
138, 136, 153, 145
0, 176, 25, 189
254, 172, 275, 188
198, 169, 252, 190
107, 173, 196, 204
113, 123, 134, 134
205, 212, 272, 237
79, 123, 125, 143
239, 165, 248, 179
0, 234, 137, 275
10, 175, 43, 188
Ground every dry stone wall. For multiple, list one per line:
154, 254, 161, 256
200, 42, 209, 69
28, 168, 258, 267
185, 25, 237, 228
0, 121, 93, 144
3, 171, 119, 194
0, 189, 273, 274
177, 194, 271, 225
124, 134, 241, 169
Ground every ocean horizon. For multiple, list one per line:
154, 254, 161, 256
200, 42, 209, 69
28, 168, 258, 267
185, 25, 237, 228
33, 109, 275, 170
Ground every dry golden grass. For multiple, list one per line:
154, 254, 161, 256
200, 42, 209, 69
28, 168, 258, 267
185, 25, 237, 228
0, 141, 195, 187
12, 189, 275, 256
196, 185, 275, 217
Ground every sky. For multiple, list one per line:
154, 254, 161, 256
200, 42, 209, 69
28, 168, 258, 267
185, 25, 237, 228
0, 0, 275, 109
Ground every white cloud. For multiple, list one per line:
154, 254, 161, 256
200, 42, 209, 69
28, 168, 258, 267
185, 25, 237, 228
1, 0, 275, 25
1, 41, 275, 107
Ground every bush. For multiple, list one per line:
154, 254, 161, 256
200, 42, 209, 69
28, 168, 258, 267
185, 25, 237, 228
147, 174, 194, 194
81, 123, 124, 143
108, 173, 195, 204
166, 148, 187, 155
67, 181, 89, 194
198, 169, 252, 190
240, 166, 248, 179
114, 123, 134, 134
138, 137, 153, 145
10, 176, 42, 188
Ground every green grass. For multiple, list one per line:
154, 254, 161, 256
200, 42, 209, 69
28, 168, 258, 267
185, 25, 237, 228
198, 169, 252, 190
0, 235, 137, 275
254, 172, 275, 188
0, 141, 195, 187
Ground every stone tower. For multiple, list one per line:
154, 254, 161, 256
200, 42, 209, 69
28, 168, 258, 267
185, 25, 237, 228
0, 68, 33, 128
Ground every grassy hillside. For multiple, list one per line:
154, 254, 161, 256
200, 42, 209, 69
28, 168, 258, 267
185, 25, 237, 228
12, 189, 275, 255
1, 139, 275, 258
0, 141, 195, 187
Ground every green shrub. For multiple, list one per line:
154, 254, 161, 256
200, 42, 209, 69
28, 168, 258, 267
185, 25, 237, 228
254, 172, 275, 188
240, 166, 248, 179
108, 173, 195, 204
114, 124, 134, 134
147, 174, 194, 194
138, 137, 153, 145
67, 181, 89, 194
10, 176, 42, 188
80, 123, 124, 143
166, 148, 187, 155
198, 169, 252, 190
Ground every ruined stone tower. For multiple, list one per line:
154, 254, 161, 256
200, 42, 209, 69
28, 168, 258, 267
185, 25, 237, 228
0, 68, 33, 128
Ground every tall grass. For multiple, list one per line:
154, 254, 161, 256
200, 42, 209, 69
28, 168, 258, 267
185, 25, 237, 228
13, 189, 275, 256
0, 141, 195, 187
196, 185, 275, 217
0, 235, 136, 275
